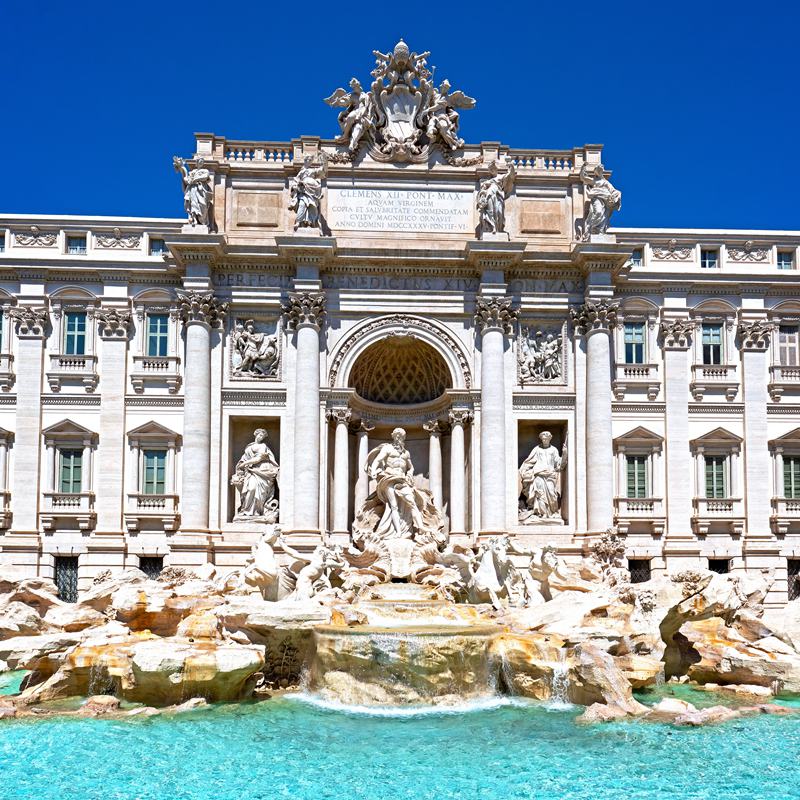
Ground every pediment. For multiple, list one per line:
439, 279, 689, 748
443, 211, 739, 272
127, 421, 180, 443
0, 427, 13, 443
769, 427, 800, 448
614, 426, 664, 445
42, 419, 97, 439
690, 427, 743, 446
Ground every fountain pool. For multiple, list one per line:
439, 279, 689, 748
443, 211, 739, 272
1, 692, 799, 800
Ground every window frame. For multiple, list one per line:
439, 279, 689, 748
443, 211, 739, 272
701, 322, 724, 365
700, 248, 719, 269
58, 448, 83, 494
63, 310, 87, 356
66, 234, 87, 255
142, 448, 167, 495
626, 454, 649, 499
704, 453, 728, 499
145, 312, 170, 358
777, 251, 795, 271
623, 321, 646, 365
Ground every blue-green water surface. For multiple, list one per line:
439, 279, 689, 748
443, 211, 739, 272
1, 694, 799, 800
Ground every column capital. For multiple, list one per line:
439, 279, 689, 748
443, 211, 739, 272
423, 419, 443, 436
176, 290, 228, 328
449, 408, 473, 427
8, 305, 49, 338
352, 419, 375, 435
283, 291, 326, 332
738, 319, 775, 351
660, 318, 695, 350
96, 308, 133, 339
474, 296, 517, 335
326, 406, 352, 425
569, 299, 618, 336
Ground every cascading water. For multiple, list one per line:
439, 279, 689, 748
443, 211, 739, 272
546, 649, 572, 710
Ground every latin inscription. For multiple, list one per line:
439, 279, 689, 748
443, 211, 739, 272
327, 188, 473, 233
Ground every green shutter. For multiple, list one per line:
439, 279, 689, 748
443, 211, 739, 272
626, 455, 647, 499
705, 456, 726, 499
785, 457, 800, 499
143, 450, 166, 495
59, 449, 83, 494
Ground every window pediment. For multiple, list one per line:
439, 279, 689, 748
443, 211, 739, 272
42, 419, 97, 444
769, 427, 800, 451
691, 427, 742, 453
614, 426, 663, 453
127, 421, 181, 447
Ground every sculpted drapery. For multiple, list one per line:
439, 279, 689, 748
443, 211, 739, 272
231, 429, 279, 520
519, 431, 566, 523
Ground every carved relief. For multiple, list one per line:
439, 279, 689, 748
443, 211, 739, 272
474, 297, 518, 335
727, 241, 770, 263
651, 239, 693, 261
14, 226, 58, 247
175, 290, 227, 328
282, 292, 326, 331
95, 229, 141, 249
518, 325, 565, 384
570, 299, 618, 334
231, 319, 280, 378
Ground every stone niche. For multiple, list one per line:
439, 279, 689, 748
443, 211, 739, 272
517, 420, 569, 526
227, 417, 281, 524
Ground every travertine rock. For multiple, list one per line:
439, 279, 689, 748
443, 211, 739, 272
0, 601, 48, 639
79, 694, 121, 715
763, 598, 800, 652
44, 604, 105, 633
0, 632, 83, 672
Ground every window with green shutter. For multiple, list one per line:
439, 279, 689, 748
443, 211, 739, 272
59, 449, 83, 494
626, 455, 648, 498
784, 456, 800, 499
64, 311, 86, 355
705, 455, 727, 499
146, 314, 169, 357
142, 449, 166, 495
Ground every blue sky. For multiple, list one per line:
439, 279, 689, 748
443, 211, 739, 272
2, 0, 796, 229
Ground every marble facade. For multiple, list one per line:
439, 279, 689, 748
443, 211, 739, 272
1, 42, 800, 606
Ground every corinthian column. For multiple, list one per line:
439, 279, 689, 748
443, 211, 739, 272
353, 420, 374, 514
475, 297, 517, 533
177, 290, 227, 532
283, 291, 326, 533
571, 299, 617, 533
424, 420, 443, 510
95, 308, 133, 533
9, 307, 49, 534
327, 406, 351, 534
448, 409, 472, 535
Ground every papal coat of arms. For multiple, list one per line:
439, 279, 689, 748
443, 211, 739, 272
324, 40, 476, 163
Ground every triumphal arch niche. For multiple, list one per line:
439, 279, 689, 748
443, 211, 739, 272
171, 37, 626, 574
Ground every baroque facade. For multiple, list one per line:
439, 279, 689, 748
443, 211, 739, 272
1, 40, 799, 605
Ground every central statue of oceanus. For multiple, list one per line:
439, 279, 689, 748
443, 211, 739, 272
324, 40, 476, 162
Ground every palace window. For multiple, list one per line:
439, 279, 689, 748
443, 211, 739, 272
54, 556, 79, 603
626, 454, 648, 498
630, 249, 643, 267
146, 313, 169, 357
139, 556, 164, 579
149, 238, 167, 256
0, 232, 5, 252
58, 449, 83, 494
705, 454, 728, 498
700, 249, 719, 269
142, 449, 167, 495
64, 311, 87, 355
624, 322, 646, 364
784, 456, 800, 499
779, 325, 800, 366
778, 251, 795, 270
708, 558, 730, 575
702, 323, 723, 365
628, 559, 652, 584
66, 235, 87, 255
789, 560, 800, 602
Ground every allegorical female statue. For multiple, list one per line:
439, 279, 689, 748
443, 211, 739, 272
579, 162, 621, 239
289, 154, 327, 230
353, 427, 444, 544
230, 428, 279, 522
173, 156, 213, 227
477, 160, 516, 236
518, 431, 567, 523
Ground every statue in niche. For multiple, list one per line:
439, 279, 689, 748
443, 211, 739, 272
519, 327, 563, 383
232, 319, 279, 377
579, 163, 621, 239
518, 431, 567, 524
324, 78, 376, 153
477, 160, 516, 236
230, 428, 279, 522
354, 427, 444, 543
173, 156, 213, 228
289, 153, 328, 231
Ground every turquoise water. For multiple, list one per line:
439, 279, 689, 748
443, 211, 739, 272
1, 694, 799, 800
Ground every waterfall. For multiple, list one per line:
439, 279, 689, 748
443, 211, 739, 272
546, 649, 572, 710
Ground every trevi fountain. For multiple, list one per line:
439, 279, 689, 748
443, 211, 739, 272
1, 38, 800, 800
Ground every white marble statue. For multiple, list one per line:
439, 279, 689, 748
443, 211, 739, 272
519, 328, 563, 383
173, 156, 213, 227
289, 154, 327, 231
579, 163, 621, 239
421, 80, 475, 151
230, 429, 279, 522
232, 320, 278, 377
278, 536, 346, 602
477, 160, 516, 236
218, 525, 282, 599
324, 78, 376, 153
519, 432, 567, 523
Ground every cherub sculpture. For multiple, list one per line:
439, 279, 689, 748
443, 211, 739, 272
421, 79, 475, 150
323, 78, 376, 153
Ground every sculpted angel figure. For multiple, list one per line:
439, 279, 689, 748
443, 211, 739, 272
519, 431, 567, 522
230, 428, 279, 520
580, 163, 621, 239
173, 156, 213, 227
477, 160, 516, 235
354, 428, 444, 543
421, 79, 475, 150
232, 320, 278, 376
289, 154, 327, 231
324, 78, 376, 152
